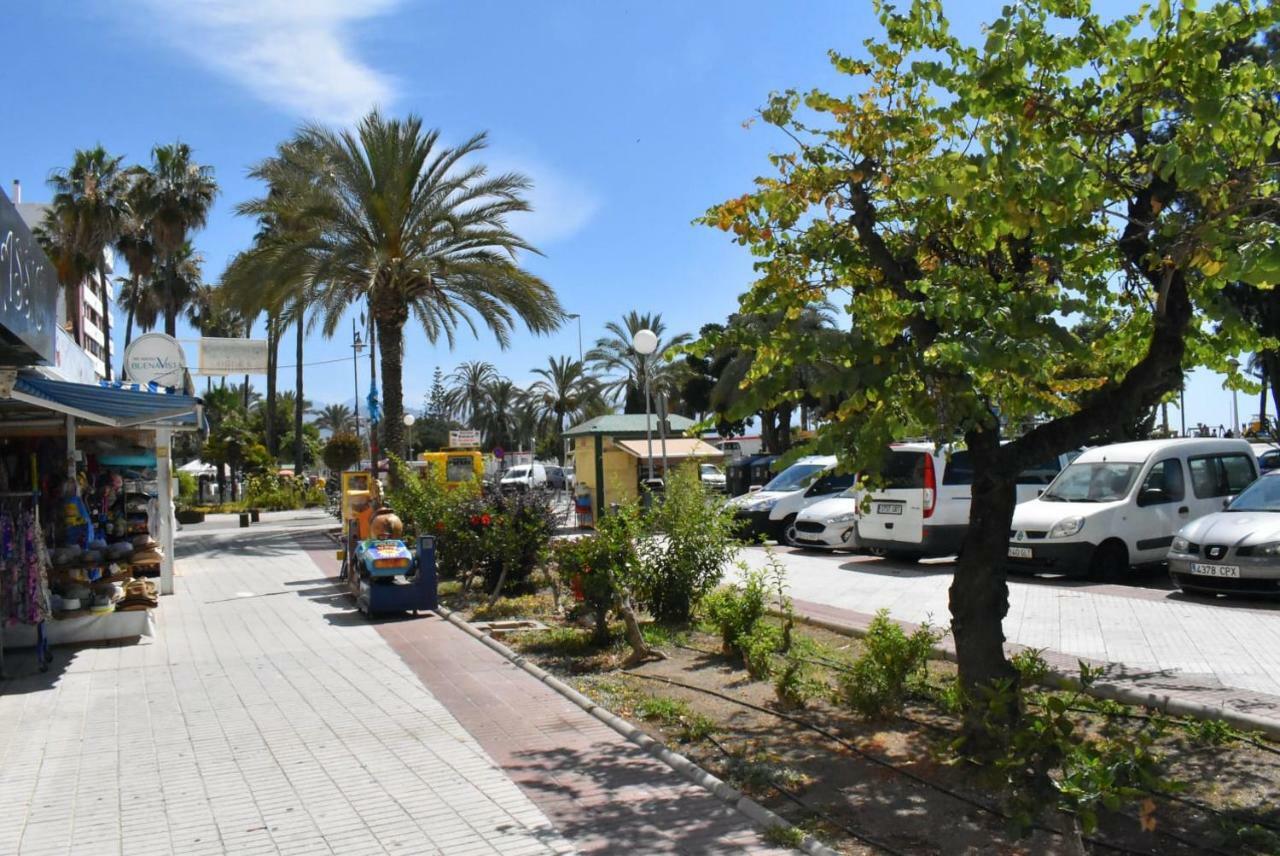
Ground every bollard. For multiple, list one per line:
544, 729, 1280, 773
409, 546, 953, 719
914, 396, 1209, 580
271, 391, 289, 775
250, 508, 260, 523
239, 512, 250, 528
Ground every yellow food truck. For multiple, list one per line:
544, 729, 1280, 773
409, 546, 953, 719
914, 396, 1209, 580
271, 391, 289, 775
416, 450, 485, 489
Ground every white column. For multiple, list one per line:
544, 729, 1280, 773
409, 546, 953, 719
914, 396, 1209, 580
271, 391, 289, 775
65, 415, 76, 480
155, 427, 175, 596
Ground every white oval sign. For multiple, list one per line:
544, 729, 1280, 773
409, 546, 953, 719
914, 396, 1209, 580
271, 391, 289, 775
123, 333, 187, 387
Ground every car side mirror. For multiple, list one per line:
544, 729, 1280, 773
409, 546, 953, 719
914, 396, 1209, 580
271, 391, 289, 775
1223, 498, 1231, 509
748, 485, 762, 494
1137, 488, 1166, 507
1036, 489, 1044, 496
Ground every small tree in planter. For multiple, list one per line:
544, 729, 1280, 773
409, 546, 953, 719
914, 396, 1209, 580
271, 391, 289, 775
637, 466, 741, 624
482, 489, 558, 603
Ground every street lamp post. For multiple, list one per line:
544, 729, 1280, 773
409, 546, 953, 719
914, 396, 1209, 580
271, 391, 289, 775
1228, 357, 1241, 437
632, 329, 658, 482
567, 313, 583, 363
352, 319, 363, 454
403, 413, 416, 461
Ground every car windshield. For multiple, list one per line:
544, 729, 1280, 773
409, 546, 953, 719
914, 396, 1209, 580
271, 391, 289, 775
763, 463, 826, 492
701, 465, 720, 475
1042, 462, 1141, 502
1227, 475, 1280, 511
504, 467, 528, 479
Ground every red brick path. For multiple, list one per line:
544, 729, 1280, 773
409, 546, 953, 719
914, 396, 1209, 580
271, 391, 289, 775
300, 538, 789, 855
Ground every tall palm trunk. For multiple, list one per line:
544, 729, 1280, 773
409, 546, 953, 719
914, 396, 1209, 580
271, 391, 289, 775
123, 277, 136, 352
375, 303, 407, 474
99, 262, 113, 380
294, 310, 304, 475
265, 314, 279, 456
164, 307, 177, 338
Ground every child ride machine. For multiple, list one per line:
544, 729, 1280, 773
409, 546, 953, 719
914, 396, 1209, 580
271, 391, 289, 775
340, 507, 438, 617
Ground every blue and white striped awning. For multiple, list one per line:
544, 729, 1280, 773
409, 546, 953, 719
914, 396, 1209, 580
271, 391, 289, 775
98, 380, 179, 395
8, 373, 202, 429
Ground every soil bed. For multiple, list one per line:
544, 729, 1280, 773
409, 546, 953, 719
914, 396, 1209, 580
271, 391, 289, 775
464, 593, 1280, 856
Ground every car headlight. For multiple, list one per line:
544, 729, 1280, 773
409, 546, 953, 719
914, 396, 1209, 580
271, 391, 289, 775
1170, 536, 1191, 554
1048, 516, 1084, 538
1254, 541, 1280, 557
825, 512, 857, 524
747, 498, 778, 512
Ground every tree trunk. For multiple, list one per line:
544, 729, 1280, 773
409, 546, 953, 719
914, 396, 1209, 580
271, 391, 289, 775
99, 262, 113, 381
265, 316, 278, 456
367, 313, 380, 479
164, 308, 176, 338
949, 426, 1020, 746
123, 280, 135, 352
618, 595, 665, 667
1260, 364, 1268, 435
294, 310, 305, 476
376, 311, 406, 473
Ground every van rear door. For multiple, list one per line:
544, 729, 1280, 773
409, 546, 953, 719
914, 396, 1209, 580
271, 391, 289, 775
860, 450, 927, 545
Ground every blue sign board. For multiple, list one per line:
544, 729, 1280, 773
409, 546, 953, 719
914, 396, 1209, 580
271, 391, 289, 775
0, 192, 57, 365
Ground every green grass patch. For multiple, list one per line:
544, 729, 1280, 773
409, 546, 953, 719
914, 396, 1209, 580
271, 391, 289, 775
471, 593, 553, 621
511, 626, 597, 657
763, 825, 807, 848
640, 622, 692, 649
634, 694, 717, 742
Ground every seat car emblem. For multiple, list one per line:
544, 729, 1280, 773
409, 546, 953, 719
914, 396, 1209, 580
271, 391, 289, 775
1207, 546, 1226, 560
1016, 531, 1025, 541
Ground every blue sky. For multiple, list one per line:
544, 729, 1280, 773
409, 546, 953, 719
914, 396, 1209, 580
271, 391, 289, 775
0, 0, 1252, 432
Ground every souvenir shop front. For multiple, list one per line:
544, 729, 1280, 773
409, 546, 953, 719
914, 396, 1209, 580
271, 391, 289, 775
0, 371, 201, 669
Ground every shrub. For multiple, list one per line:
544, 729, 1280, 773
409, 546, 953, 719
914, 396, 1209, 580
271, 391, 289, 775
837, 610, 941, 718
243, 473, 319, 510
637, 467, 740, 623
1010, 647, 1051, 685
703, 565, 769, 657
480, 488, 558, 597
740, 623, 782, 680
385, 458, 489, 580
323, 433, 362, 473
176, 471, 197, 500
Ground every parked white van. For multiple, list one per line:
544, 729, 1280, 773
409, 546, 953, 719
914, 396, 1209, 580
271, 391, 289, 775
727, 455, 857, 545
857, 443, 1077, 561
1007, 438, 1257, 579
499, 463, 548, 493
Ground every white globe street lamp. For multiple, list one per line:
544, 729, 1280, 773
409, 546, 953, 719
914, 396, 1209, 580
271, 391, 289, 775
403, 413, 416, 460
632, 329, 659, 483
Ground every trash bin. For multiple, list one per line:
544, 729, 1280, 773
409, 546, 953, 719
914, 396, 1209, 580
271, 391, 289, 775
726, 457, 754, 497
749, 455, 779, 489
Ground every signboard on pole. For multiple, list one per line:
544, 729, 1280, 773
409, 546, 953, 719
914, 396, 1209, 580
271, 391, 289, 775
449, 429, 481, 448
0, 192, 57, 365
123, 333, 187, 387
196, 337, 269, 375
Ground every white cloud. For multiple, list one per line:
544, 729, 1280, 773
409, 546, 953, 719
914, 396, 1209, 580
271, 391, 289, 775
124, 0, 398, 124
489, 155, 600, 247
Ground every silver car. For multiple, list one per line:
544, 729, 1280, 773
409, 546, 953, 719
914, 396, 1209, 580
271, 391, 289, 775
1168, 471, 1280, 596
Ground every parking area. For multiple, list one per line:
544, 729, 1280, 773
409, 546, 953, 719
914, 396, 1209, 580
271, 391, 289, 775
746, 546, 1280, 703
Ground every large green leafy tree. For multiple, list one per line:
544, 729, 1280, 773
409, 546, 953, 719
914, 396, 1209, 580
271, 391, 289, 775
704, 0, 1280, 734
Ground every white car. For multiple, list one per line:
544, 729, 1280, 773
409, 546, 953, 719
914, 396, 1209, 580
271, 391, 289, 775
700, 463, 727, 492
792, 491, 861, 551
728, 455, 857, 545
499, 463, 548, 492
1168, 471, 1280, 596
1009, 438, 1257, 580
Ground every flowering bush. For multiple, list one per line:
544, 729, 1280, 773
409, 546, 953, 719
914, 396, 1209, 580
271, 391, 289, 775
479, 489, 558, 597
244, 473, 324, 510
553, 516, 636, 644
385, 458, 486, 579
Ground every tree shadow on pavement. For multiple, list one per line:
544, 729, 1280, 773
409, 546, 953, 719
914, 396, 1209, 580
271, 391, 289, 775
502, 741, 779, 855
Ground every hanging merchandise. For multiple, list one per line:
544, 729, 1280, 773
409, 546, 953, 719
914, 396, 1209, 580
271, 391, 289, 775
1, 508, 51, 626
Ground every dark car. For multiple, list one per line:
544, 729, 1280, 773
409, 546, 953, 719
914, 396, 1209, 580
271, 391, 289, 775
545, 465, 567, 491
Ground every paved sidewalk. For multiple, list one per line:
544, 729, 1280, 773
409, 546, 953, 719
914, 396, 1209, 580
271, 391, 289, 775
0, 512, 573, 856
743, 546, 1280, 725
297, 538, 790, 855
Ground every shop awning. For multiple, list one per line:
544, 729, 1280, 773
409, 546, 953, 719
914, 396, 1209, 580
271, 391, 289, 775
8, 374, 202, 429
615, 438, 723, 460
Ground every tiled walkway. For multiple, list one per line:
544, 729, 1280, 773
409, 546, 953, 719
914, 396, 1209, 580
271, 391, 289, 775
0, 512, 573, 856
0, 511, 789, 856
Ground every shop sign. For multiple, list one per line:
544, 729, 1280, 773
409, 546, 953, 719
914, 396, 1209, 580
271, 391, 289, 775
123, 333, 187, 387
196, 337, 268, 375
449, 429, 481, 448
0, 193, 57, 365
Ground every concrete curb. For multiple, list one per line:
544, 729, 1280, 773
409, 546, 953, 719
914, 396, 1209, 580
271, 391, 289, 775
436, 606, 838, 856
777, 607, 1280, 741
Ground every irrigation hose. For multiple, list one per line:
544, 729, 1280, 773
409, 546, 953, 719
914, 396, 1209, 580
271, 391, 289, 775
622, 669, 1223, 856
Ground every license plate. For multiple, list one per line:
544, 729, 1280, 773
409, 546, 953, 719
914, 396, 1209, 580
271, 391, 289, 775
1190, 562, 1240, 578
1008, 546, 1033, 559
876, 502, 903, 515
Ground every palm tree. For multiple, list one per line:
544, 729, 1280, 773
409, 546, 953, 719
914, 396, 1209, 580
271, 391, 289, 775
475, 377, 521, 450
45, 146, 131, 378
233, 112, 565, 460
587, 311, 692, 414
150, 243, 203, 337
131, 143, 217, 333
529, 356, 600, 463
444, 361, 498, 425
314, 403, 356, 434
115, 177, 157, 352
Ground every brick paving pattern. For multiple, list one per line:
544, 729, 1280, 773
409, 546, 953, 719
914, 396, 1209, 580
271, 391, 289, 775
0, 512, 574, 856
298, 541, 790, 855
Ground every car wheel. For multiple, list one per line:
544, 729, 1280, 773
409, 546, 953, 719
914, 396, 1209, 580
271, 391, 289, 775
779, 516, 801, 547
1088, 541, 1128, 582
